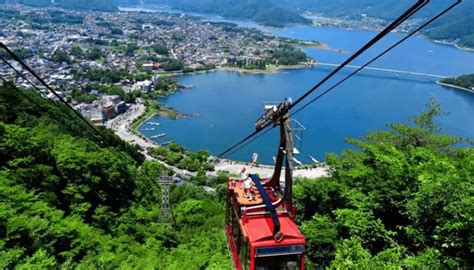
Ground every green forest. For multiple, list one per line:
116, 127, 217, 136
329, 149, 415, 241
0, 82, 472, 269
441, 73, 474, 90
4, 0, 118, 12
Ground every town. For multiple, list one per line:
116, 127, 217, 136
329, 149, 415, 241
0, 4, 314, 124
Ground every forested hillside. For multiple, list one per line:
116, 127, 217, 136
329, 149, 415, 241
295, 99, 473, 269
1, 82, 472, 268
4, 0, 118, 12
441, 73, 474, 90
116, 0, 311, 27
272, 0, 474, 48
0, 82, 230, 268
177, 0, 311, 27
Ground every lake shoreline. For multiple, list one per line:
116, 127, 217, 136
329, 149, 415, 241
436, 81, 474, 94
217, 63, 315, 74
121, 5, 474, 53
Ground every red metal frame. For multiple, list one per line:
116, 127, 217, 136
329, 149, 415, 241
226, 177, 306, 270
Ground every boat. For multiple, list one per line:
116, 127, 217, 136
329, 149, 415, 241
141, 128, 155, 131
150, 133, 166, 139
146, 121, 160, 126
160, 140, 174, 146
293, 157, 303, 166
308, 155, 320, 164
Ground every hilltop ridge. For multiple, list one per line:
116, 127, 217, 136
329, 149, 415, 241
3, 0, 118, 12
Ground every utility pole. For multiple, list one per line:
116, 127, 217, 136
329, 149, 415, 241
157, 175, 177, 229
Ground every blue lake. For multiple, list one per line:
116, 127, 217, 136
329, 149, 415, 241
137, 11, 474, 164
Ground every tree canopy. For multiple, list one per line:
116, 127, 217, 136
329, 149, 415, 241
0, 83, 230, 269
295, 98, 473, 269
441, 73, 474, 90
0, 82, 472, 268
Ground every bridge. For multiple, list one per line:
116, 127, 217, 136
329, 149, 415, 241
316, 62, 447, 79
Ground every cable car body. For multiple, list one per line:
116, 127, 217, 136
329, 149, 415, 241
225, 99, 306, 270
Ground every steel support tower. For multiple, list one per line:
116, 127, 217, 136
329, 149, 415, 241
157, 175, 177, 229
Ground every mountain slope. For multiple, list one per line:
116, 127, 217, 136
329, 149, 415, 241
5, 0, 118, 12
117, 0, 311, 27
272, 0, 474, 48
0, 82, 231, 268
1, 82, 471, 268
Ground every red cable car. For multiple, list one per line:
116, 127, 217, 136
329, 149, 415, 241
225, 99, 306, 270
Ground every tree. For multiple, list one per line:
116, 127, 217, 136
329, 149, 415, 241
125, 43, 138, 57
295, 99, 473, 268
70, 44, 84, 57
51, 51, 71, 64
86, 48, 102, 61
163, 60, 184, 71
150, 44, 169, 55
0, 83, 231, 268
111, 28, 123, 35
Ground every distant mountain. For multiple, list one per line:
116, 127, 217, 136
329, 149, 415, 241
271, 0, 474, 48
116, 0, 311, 27
5, 0, 118, 12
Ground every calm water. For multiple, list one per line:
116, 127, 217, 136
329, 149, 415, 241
136, 9, 474, 164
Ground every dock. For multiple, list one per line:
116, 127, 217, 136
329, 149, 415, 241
309, 155, 320, 164
293, 157, 304, 166
151, 133, 166, 139
161, 140, 174, 146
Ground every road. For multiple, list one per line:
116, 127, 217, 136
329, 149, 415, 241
105, 101, 197, 176
106, 101, 329, 180
106, 100, 154, 150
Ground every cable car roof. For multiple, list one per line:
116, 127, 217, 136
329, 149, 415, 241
241, 215, 304, 247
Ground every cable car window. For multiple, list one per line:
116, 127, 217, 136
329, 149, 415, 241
240, 240, 250, 270
255, 255, 301, 270
231, 213, 240, 252
255, 245, 304, 257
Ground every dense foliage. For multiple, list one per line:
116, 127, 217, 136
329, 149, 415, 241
150, 44, 169, 56
73, 68, 133, 84
1, 81, 472, 268
0, 10, 84, 33
271, 45, 308, 65
152, 143, 214, 172
441, 73, 474, 90
163, 60, 184, 71
0, 83, 230, 268
294, 98, 473, 269
9, 0, 118, 12
142, 0, 311, 27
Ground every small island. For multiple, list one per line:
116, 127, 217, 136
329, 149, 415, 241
438, 74, 474, 94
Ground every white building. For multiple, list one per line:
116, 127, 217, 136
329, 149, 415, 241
142, 63, 154, 72
133, 80, 153, 93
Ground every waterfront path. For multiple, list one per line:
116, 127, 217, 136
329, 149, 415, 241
106, 100, 156, 152
107, 102, 330, 180
107, 106, 199, 177
211, 160, 331, 180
